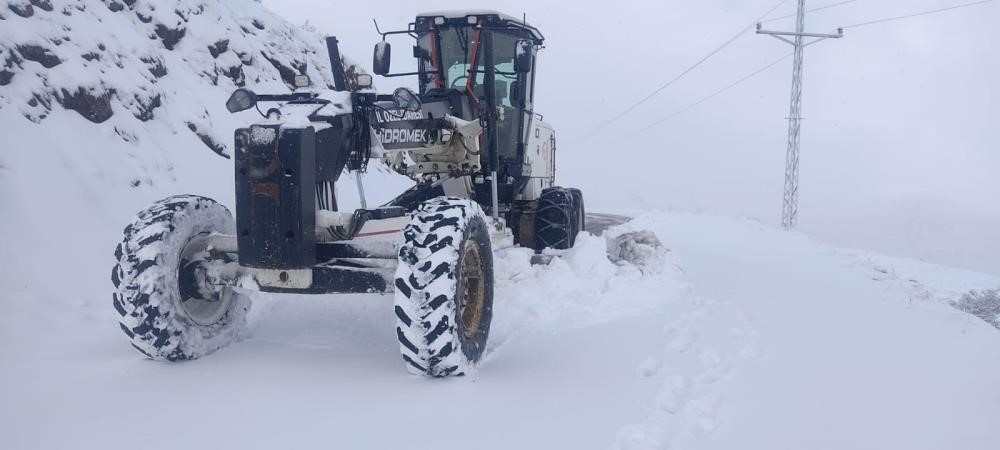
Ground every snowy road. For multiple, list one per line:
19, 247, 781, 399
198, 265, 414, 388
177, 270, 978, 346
3, 212, 999, 450
586, 212, 631, 235
615, 214, 1000, 449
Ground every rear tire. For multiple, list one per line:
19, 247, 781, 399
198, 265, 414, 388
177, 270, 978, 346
535, 187, 578, 251
394, 197, 494, 377
569, 188, 585, 239
112, 195, 249, 361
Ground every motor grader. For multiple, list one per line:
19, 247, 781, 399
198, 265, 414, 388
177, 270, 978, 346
112, 10, 584, 376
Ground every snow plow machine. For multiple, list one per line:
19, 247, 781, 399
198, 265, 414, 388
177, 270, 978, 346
111, 11, 585, 377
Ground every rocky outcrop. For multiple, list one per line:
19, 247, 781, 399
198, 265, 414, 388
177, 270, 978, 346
0, 0, 336, 155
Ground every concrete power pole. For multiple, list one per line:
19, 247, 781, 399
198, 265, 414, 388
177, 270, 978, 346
757, 0, 843, 229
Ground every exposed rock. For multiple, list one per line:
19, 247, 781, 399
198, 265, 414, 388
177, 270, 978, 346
3, 49, 22, 69
24, 93, 51, 120
33, 93, 51, 109
154, 24, 186, 50
0, 49, 18, 85
106, 1, 124, 13
57, 87, 115, 123
8, 3, 33, 18
252, 19, 265, 30
208, 39, 229, 58
81, 51, 101, 61
261, 52, 297, 88
221, 64, 244, 86
186, 122, 229, 159
17, 44, 61, 68
113, 126, 137, 143
140, 56, 167, 78
235, 50, 252, 65
28, 0, 52, 12
201, 69, 218, 86
132, 94, 161, 121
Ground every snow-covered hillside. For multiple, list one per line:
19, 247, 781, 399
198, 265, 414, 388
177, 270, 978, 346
2, 2, 1000, 449
1, 0, 337, 140
0, 0, 406, 300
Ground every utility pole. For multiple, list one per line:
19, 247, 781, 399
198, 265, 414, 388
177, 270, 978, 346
757, 0, 843, 229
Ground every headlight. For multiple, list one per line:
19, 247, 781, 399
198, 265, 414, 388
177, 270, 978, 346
355, 73, 373, 89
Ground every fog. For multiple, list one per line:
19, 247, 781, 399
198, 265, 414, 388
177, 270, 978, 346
263, 0, 999, 275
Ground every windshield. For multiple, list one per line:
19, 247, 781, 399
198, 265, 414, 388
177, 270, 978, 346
418, 27, 522, 108
417, 26, 481, 93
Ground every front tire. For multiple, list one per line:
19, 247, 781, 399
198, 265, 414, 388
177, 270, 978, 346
394, 197, 495, 377
112, 195, 249, 361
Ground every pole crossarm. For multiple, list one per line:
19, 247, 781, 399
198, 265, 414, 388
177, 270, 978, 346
755, 26, 844, 40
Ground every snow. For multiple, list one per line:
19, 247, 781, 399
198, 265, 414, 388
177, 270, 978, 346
4, 198, 1000, 448
612, 213, 1000, 450
249, 125, 277, 144
3, 1, 1000, 449
417, 9, 522, 23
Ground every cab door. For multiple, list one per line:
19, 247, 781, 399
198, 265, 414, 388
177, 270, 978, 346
490, 32, 537, 179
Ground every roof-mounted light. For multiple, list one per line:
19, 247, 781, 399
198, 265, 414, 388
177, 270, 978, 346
434, 17, 445, 25
467, 16, 477, 24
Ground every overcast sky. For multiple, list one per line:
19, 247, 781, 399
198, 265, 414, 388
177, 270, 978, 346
262, 0, 999, 274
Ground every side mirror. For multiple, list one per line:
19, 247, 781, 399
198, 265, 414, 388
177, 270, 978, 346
373, 41, 391, 76
225, 88, 257, 113
514, 40, 533, 73
392, 87, 421, 112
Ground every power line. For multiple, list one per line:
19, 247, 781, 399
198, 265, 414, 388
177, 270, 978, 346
633, 52, 793, 134
583, 0, 788, 138
842, 0, 993, 29
761, 0, 858, 23
631, 0, 993, 136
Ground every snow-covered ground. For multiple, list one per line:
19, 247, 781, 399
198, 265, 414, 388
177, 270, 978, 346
3, 209, 999, 449
3, 1, 1000, 449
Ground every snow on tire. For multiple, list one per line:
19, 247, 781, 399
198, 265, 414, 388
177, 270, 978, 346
394, 197, 494, 377
112, 195, 250, 361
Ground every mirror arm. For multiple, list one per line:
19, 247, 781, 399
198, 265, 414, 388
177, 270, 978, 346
378, 71, 422, 78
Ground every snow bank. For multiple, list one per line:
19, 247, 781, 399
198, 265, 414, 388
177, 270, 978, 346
491, 231, 686, 345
